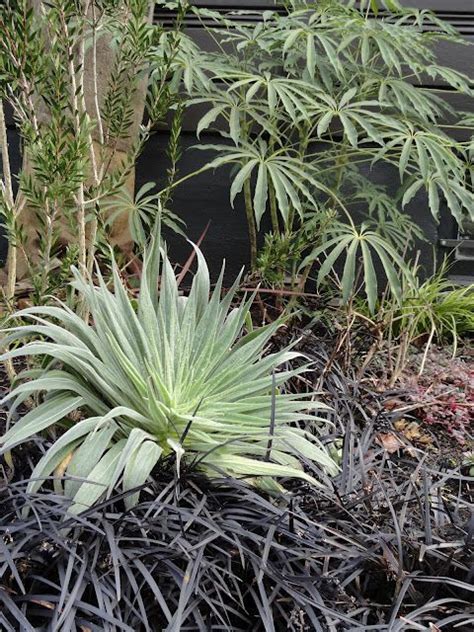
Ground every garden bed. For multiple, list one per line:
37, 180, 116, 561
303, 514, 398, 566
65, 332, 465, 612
1, 329, 472, 631
1, 1, 473, 630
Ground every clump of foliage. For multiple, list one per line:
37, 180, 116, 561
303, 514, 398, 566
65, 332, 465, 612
398, 268, 474, 345
0, 0, 187, 305
350, 264, 474, 380
0, 233, 336, 513
397, 349, 473, 445
168, 0, 474, 307
0, 354, 471, 630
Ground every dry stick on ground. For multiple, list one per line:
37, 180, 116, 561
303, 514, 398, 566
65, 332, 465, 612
317, 312, 357, 387
355, 316, 384, 382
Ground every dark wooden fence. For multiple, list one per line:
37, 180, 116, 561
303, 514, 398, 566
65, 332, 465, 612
2, 1, 473, 280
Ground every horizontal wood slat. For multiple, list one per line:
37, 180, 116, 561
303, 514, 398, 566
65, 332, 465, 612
154, 1, 474, 35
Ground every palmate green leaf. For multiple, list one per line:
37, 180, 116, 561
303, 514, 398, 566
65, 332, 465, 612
230, 160, 258, 207
345, 170, 426, 249
298, 231, 348, 279
402, 175, 474, 223
229, 106, 241, 144
201, 142, 326, 227
377, 79, 449, 124
370, 236, 403, 302
196, 105, 226, 138
254, 162, 269, 224
306, 33, 316, 78
311, 92, 383, 147
375, 124, 466, 185
360, 240, 378, 314
1, 231, 336, 513
437, 179, 474, 224
300, 222, 409, 312
339, 113, 358, 148
341, 240, 358, 304
338, 18, 433, 78
399, 137, 413, 181
192, 93, 244, 144
281, 25, 335, 80
317, 111, 333, 137
401, 178, 424, 208
102, 182, 185, 246
225, 72, 313, 123
425, 65, 474, 95
369, 120, 473, 223
428, 180, 440, 218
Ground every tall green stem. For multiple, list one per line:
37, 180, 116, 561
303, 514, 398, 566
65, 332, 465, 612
60, 5, 87, 272
244, 179, 257, 269
40, 200, 58, 298
269, 184, 280, 234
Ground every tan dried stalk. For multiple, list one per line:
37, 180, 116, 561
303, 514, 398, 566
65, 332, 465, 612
0, 101, 17, 381
0, 103, 15, 303
86, 0, 103, 275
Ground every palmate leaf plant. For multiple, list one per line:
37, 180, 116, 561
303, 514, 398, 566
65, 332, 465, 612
0, 233, 336, 514
164, 0, 474, 305
103, 182, 186, 248
299, 218, 411, 312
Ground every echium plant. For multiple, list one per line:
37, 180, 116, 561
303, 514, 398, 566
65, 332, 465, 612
0, 229, 336, 514
166, 0, 474, 308
0, 0, 187, 305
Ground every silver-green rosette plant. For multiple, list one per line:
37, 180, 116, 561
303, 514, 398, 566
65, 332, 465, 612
0, 235, 336, 513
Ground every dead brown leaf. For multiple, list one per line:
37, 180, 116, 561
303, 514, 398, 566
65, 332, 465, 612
377, 432, 404, 454
394, 419, 433, 446
54, 450, 74, 478
383, 398, 404, 411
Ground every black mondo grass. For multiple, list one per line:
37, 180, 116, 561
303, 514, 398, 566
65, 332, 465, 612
0, 423, 472, 632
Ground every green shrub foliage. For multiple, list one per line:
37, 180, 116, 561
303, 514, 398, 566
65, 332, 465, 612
168, 0, 474, 303
0, 234, 336, 512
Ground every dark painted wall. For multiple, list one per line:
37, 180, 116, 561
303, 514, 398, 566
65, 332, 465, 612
140, 134, 253, 280
2, 1, 473, 280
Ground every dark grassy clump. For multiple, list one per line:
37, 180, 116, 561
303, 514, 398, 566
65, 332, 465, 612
0, 353, 472, 631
